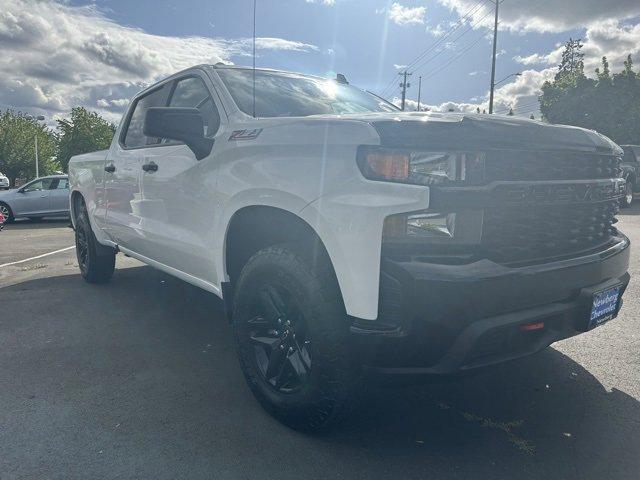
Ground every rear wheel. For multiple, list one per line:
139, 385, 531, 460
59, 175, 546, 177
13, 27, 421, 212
0, 203, 14, 223
74, 199, 115, 283
621, 179, 634, 208
233, 244, 360, 431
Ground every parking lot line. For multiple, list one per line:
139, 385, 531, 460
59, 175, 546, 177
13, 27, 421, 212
0, 246, 75, 268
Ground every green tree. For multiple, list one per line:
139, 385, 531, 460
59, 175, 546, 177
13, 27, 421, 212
57, 107, 116, 172
540, 40, 640, 144
0, 110, 59, 185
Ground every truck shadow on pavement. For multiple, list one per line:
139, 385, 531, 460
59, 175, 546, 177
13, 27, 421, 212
0, 263, 638, 480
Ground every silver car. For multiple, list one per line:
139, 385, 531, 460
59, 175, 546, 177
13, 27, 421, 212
0, 175, 70, 222
0, 172, 9, 190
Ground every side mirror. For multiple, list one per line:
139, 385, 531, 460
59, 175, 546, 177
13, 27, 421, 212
143, 107, 214, 160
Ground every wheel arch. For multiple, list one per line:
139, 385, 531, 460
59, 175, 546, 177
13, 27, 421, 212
70, 189, 84, 226
223, 205, 337, 288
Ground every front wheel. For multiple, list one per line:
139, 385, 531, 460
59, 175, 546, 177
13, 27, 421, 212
74, 200, 115, 283
233, 244, 360, 431
0, 203, 14, 223
621, 180, 634, 208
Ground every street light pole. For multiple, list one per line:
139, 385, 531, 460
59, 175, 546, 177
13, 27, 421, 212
29, 115, 45, 179
35, 133, 39, 179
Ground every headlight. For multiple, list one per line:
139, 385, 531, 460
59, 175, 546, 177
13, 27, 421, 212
357, 146, 484, 186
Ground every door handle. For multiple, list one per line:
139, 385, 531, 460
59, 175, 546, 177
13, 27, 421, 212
142, 161, 158, 173
104, 164, 116, 173
40, 195, 47, 198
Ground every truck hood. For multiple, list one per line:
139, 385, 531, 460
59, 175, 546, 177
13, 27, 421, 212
359, 112, 622, 154
246, 111, 620, 154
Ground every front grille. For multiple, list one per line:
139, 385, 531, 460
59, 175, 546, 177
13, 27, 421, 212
482, 200, 619, 263
484, 151, 622, 182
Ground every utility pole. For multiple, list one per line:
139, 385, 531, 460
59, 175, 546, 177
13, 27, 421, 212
399, 71, 412, 111
488, 0, 500, 114
417, 76, 422, 112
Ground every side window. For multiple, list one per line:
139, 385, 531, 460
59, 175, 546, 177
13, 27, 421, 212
22, 180, 43, 192
123, 84, 171, 148
23, 178, 54, 192
169, 77, 221, 138
53, 178, 69, 190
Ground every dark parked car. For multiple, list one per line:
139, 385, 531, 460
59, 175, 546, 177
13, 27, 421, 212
621, 145, 639, 207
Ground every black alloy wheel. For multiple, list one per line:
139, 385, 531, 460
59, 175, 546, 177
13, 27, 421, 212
242, 284, 312, 393
74, 198, 116, 283
76, 218, 90, 274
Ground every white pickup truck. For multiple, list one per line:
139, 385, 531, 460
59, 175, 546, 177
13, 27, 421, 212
69, 64, 631, 430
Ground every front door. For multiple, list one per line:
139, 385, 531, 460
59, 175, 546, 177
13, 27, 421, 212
11, 178, 54, 216
104, 82, 172, 251
135, 74, 223, 284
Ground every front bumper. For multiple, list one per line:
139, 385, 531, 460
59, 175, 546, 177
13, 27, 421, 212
351, 233, 631, 375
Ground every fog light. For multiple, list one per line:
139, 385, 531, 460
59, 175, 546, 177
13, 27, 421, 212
383, 212, 456, 240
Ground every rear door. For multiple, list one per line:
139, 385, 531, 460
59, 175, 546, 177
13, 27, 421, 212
134, 73, 223, 283
48, 177, 70, 214
103, 83, 172, 251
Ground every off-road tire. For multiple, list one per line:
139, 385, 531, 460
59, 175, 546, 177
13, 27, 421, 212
74, 199, 115, 283
233, 243, 361, 431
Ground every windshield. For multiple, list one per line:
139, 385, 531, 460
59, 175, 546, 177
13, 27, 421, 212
217, 68, 398, 118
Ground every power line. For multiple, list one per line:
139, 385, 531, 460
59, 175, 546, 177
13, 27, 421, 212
378, 0, 488, 99
405, 0, 489, 71
411, 7, 494, 75
420, 31, 487, 82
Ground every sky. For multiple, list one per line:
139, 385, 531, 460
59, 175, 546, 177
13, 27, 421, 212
1, 0, 640, 124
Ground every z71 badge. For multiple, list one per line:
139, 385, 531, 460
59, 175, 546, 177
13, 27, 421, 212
229, 128, 263, 141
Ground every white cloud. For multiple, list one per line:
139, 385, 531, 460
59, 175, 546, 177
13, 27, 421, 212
0, 0, 319, 122
438, 0, 640, 33
513, 53, 551, 66
426, 22, 447, 37
305, 0, 335, 5
386, 3, 427, 26
514, 20, 640, 73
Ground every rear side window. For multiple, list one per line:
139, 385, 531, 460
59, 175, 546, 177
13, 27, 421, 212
123, 84, 171, 148
169, 77, 220, 137
53, 178, 69, 189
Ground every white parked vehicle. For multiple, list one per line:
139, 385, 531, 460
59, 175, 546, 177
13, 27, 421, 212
69, 65, 631, 430
0, 172, 9, 190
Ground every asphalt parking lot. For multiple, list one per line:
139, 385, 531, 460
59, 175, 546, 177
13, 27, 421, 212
0, 209, 639, 480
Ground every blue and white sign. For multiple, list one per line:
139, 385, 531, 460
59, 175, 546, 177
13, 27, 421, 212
589, 286, 621, 329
